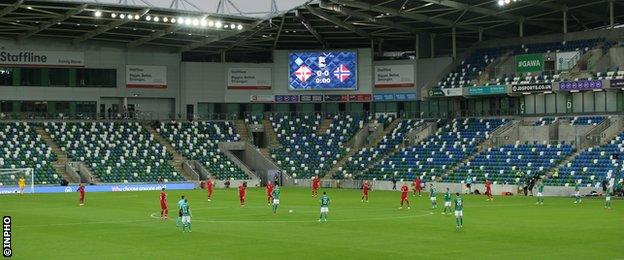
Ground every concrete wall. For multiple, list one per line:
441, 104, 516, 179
180, 50, 450, 116
0, 37, 181, 119
608, 47, 624, 69
518, 125, 553, 144
558, 124, 594, 146
0, 37, 454, 119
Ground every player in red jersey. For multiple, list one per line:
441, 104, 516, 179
485, 179, 493, 201
399, 183, 411, 209
77, 183, 85, 206
361, 181, 370, 202
413, 177, 422, 197
205, 178, 214, 202
159, 188, 168, 220
239, 181, 247, 207
311, 176, 320, 197
266, 181, 274, 205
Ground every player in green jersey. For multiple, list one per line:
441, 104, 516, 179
318, 192, 330, 222
536, 180, 545, 205
454, 193, 463, 229
180, 199, 192, 232
272, 184, 281, 214
443, 188, 452, 215
574, 180, 582, 204
176, 195, 186, 227
465, 176, 473, 194
605, 182, 612, 209
429, 183, 437, 209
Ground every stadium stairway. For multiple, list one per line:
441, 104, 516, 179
368, 119, 401, 146
217, 142, 262, 180
342, 119, 433, 179
35, 127, 79, 183
447, 120, 514, 175
234, 120, 250, 143
333, 119, 404, 179
316, 118, 332, 135
446, 143, 487, 179
548, 149, 584, 178
262, 119, 280, 148
145, 124, 194, 181
325, 122, 381, 180
259, 148, 272, 158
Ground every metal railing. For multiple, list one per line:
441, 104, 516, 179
2, 110, 623, 123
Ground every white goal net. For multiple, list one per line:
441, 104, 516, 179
0, 168, 34, 194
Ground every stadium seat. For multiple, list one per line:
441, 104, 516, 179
270, 114, 366, 178
457, 142, 574, 185
556, 132, 624, 187
44, 122, 183, 183
157, 121, 249, 180
0, 122, 58, 185
362, 118, 505, 181
337, 119, 427, 179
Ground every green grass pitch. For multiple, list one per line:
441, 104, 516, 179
4, 187, 622, 259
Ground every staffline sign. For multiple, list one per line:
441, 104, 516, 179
0, 50, 84, 67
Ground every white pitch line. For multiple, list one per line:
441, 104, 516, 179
14, 219, 152, 228
13, 203, 535, 228
149, 211, 435, 223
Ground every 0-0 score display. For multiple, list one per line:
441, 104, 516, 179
288, 51, 357, 90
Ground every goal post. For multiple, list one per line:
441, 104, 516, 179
0, 168, 34, 194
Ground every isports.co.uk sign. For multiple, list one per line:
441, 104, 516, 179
0, 50, 85, 67
511, 83, 552, 93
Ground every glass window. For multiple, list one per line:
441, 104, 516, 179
21, 68, 44, 86
49, 68, 69, 87
0, 101, 12, 113
76, 68, 116, 88
55, 102, 70, 114
0, 68, 14, 86
20, 101, 47, 114
76, 101, 97, 115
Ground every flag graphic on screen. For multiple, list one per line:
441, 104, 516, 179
295, 65, 312, 82
288, 51, 357, 90
333, 64, 351, 82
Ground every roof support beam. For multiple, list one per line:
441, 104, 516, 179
525, 0, 604, 23
295, 10, 325, 48
320, 2, 422, 35
328, 0, 512, 37
75, 8, 149, 44
421, 0, 560, 31
305, 6, 370, 38
226, 23, 270, 51
180, 20, 265, 52
272, 15, 285, 49
0, 0, 23, 18
127, 25, 178, 48
18, 4, 87, 40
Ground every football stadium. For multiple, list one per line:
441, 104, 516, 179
1, 0, 624, 259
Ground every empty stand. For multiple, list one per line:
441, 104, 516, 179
45, 122, 183, 183
157, 121, 249, 180
0, 122, 58, 185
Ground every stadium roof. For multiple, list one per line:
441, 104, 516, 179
0, 0, 621, 61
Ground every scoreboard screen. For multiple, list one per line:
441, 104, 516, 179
288, 51, 357, 90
